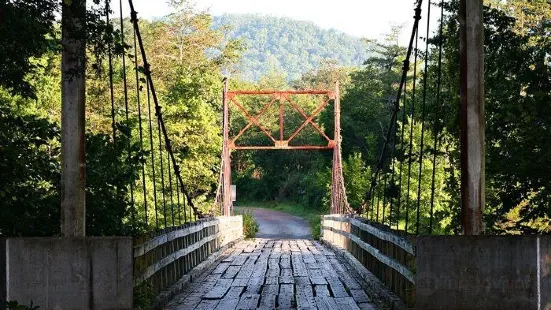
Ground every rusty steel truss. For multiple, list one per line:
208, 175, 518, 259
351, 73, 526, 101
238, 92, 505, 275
214, 79, 351, 216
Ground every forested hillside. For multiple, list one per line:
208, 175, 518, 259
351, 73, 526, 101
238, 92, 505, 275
213, 14, 370, 81
1, 0, 549, 238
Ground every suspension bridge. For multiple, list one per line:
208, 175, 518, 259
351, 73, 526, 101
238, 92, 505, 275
1, 0, 549, 309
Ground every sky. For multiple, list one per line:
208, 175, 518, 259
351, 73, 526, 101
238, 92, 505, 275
116, 0, 440, 45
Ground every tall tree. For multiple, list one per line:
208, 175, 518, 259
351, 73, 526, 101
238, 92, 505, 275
0, 0, 58, 98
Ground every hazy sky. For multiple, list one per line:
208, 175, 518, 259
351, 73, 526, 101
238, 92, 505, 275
118, 0, 439, 44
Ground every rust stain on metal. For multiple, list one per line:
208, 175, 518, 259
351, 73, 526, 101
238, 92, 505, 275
219, 83, 350, 216
226, 89, 335, 150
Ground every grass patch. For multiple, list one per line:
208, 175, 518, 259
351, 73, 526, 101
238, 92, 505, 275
234, 208, 259, 238
238, 201, 322, 240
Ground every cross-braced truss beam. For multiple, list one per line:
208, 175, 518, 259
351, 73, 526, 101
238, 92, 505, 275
227, 90, 336, 150
214, 80, 352, 216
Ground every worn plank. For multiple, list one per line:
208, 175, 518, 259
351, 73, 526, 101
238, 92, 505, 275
296, 278, 315, 309
358, 302, 378, 310
268, 258, 280, 269
309, 267, 328, 285
291, 254, 309, 277
296, 293, 316, 309
243, 245, 255, 253
231, 278, 249, 287
278, 283, 294, 309
315, 296, 339, 310
266, 267, 280, 277
175, 293, 203, 310
295, 276, 310, 286
212, 262, 230, 274
303, 254, 316, 264
279, 268, 294, 284
314, 285, 331, 297
350, 289, 371, 304
251, 256, 268, 278
236, 260, 255, 278
280, 254, 291, 269
204, 278, 233, 299
214, 286, 243, 310
259, 284, 278, 309
231, 255, 248, 266
245, 276, 264, 294
222, 248, 243, 262
335, 297, 361, 310
164, 238, 380, 310
308, 268, 324, 278
195, 299, 220, 310
327, 276, 349, 298
223, 265, 242, 279
236, 294, 260, 309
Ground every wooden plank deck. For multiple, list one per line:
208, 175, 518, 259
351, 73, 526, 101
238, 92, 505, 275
165, 239, 379, 310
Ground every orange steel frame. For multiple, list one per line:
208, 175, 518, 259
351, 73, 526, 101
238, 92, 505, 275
221, 80, 342, 215
226, 90, 336, 150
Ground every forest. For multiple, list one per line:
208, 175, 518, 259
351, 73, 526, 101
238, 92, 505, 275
212, 14, 370, 81
0, 0, 549, 237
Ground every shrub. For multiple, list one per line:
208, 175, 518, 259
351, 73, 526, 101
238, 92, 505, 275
2, 301, 40, 310
309, 215, 322, 240
236, 209, 259, 238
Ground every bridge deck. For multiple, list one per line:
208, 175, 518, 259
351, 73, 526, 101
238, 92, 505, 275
165, 238, 378, 310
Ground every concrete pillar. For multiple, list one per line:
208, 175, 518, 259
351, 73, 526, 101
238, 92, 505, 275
61, 0, 86, 237
459, 0, 485, 235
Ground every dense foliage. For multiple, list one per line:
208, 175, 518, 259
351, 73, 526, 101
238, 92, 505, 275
213, 14, 370, 81
0, 0, 239, 236
364, 0, 551, 234
0, 0, 549, 237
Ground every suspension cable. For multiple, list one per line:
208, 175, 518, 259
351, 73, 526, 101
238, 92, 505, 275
106, 0, 124, 232
157, 116, 168, 227
367, 0, 424, 207
128, 0, 201, 219
382, 169, 389, 224
176, 174, 182, 226
133, 21, 148, 226
119, 0, 135, 229
167, 151, 175, 227
396, 78, 408, 229
405, 26, 420, 233
415, 0, 432, 235
146, 82, 160, 229
376, 174, 381, 222
106, 0, 116, 142
429, 0, 445, 234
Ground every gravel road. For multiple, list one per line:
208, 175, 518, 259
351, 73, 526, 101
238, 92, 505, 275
239, 207, 312, 239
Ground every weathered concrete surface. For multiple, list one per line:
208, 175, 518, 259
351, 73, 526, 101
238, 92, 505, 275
242, 207, 311, 239
542, 236, 551, 310
165, 239, 379, 310
1, 237, 132, 309
416, 236, 550, 310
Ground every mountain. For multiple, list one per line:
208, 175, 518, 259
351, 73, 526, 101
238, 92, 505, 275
213, 14, 369, 81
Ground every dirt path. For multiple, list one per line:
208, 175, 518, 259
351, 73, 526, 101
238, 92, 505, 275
242, 207, 312, 239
